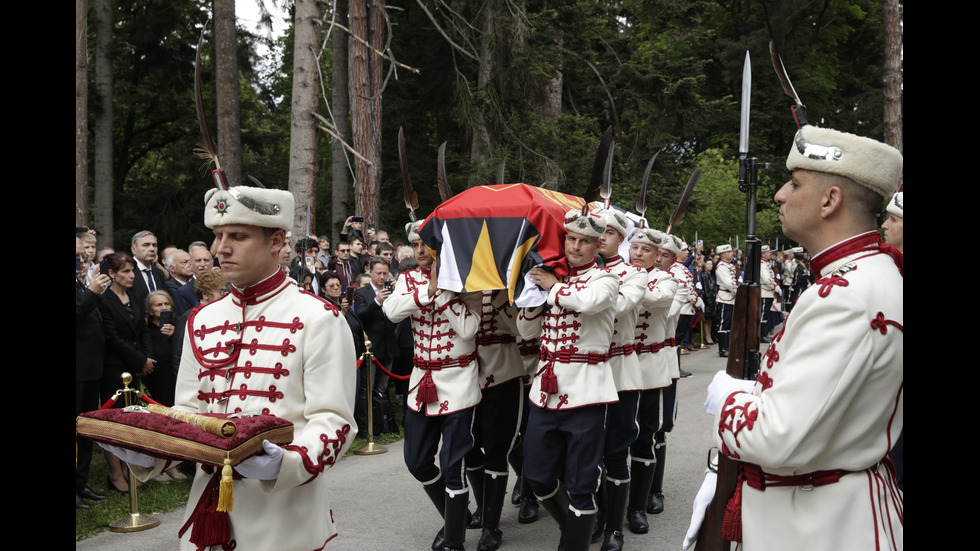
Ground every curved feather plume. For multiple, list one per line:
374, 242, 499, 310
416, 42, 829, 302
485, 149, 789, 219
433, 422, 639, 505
496, 160, 506, 186
666, 168, 701, 235
193, 22, 221, 175
635, 151, 660, 228
601, 138, 615, 208
437, 141, 453, 202
398, 127, 419, 221
584, 126, 614, 203
769, 40, 808, 127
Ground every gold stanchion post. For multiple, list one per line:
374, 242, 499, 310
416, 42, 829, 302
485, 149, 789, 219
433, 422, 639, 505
354, 341, 388, 455
109, 372, 161, 532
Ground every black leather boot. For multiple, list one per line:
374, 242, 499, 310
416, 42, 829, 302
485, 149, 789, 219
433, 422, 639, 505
423, 480, 447, 550
591, 475, 607, 542
537, 486, 568, 530
477, 473, 507, 551
647, 445, 666, 514
626, 459, 654, 534
518, 475, 538, 523
444, 489, 469, 551
719, 333, 730, 357
600, 479, 630, 551
562, 510, 597, 551
467, 468, 484, 529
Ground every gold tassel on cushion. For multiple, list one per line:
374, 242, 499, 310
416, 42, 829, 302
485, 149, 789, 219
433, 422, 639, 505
217, 455, 234, 512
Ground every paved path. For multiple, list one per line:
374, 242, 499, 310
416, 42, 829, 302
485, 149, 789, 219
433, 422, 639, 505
78, 343, 730, 551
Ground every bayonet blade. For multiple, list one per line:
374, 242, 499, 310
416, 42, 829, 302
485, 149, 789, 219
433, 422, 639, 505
497, 160, 506, 186
739, 51, 751, 157
601, 139, 615, 208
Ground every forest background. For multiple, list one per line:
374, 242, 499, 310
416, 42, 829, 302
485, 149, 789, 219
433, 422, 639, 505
74, 0, 902, 253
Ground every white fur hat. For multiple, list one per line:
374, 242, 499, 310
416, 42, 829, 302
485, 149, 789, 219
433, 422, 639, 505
786, 125, 903, 198
630, 227, 666, 248
886, 191, 903, 218
564, 208, 604, 238
596, 208, 629, 237
716, 244, 733, 254
761, 245, 771, 253
204, 186, 294, 231
405, 221, 422, 242
661, 233, 685, 255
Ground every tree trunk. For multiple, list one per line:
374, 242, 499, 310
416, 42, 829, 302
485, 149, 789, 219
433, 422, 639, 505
468, 6, 495, 189
349, 0, 384, 228
215, 0, 243, 185
883, 0, 902, 157
331, 0, 350, 247
288, 0, 324, 240
94, 0, 114, 249
76, 0, 88, 228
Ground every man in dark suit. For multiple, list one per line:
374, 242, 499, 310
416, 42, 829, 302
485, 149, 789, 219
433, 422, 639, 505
130, 230, 166, 307
353, 257, 397, 436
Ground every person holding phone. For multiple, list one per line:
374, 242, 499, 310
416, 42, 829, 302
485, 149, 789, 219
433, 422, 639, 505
144, 290, 178, 407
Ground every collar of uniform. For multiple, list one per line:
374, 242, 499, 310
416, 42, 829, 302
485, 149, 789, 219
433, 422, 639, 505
230, 267, 289, 305
602, 255, 623, 268
809, 231, 883, 276
568, 259, 597, 277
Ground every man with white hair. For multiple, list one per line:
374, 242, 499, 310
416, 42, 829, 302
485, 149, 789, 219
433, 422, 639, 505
694, 126, 904, 550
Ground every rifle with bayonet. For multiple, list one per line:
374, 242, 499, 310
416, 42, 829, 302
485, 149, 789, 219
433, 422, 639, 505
694, 50, 769, 551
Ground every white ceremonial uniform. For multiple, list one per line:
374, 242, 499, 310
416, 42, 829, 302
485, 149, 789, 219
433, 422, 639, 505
715, 259, 738, 305
384, 267, 481, 415
760, 261, 776, 300
634, 268, 677, 390
136, 268, 357, 551
714, 232, 903, 551
604, 256, 647, 392
665, 261, 693, 378
476, 290, 525, 390
517, 261, 620, 410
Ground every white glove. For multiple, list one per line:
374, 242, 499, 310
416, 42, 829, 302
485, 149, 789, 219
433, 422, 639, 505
234, 440, 284, 480
99, 442, 156, 468
683, 471, 718, 550
705, 370, 755, 416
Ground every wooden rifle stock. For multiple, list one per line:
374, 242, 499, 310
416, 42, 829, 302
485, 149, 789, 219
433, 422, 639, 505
695, 283, 761, 551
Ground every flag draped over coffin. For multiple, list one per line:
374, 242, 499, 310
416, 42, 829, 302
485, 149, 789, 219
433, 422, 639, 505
417, 183, 584, 306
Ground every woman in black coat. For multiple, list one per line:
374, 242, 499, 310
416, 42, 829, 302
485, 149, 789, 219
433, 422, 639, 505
98, 252, 154, 492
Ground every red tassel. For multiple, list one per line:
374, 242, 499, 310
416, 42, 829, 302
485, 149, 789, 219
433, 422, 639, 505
180, 472, 232, 547
721, 477, 743, 542
540, 365, 558, 394
417, 371, 439, 403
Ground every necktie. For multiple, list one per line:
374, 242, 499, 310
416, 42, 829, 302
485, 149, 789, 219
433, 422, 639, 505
144, 269, 156, 291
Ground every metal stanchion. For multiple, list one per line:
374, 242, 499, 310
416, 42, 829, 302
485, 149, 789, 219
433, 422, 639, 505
698, 316, 711, 349
109, 372, 161, 532
354, 341, 388, 455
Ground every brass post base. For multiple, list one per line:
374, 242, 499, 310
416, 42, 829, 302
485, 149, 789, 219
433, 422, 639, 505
109, 513, 160, 532
354, 441, 388, 455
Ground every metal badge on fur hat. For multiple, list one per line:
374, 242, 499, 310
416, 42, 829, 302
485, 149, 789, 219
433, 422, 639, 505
786, 125, 903, 198
630, 227, 666, 247
204, 186, 294, 230
886, 191, 903, 218
564, 208, 604, 238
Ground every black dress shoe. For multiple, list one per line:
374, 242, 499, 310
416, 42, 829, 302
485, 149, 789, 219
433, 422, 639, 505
80, 486, 107, 501
646, 492, 664, 514
600, 530, 625, 551
679, 369, 693, 378
76, 493, 92, 509
517, 497, 538, 523
626, 509, 648, 534
468, 507, 483, 529
510, 478, 522, 505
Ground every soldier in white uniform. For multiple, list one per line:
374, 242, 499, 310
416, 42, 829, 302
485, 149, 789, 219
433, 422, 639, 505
464, 289, 525, 551
384, 222, 482, 551
118, 184, 357, 551
694, 125, 904, 550
759, 245, 777, 342
517, 208, 620, 551
591, 209, 647, 551
714, 244, 738, 357
624, 227, 677, 535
